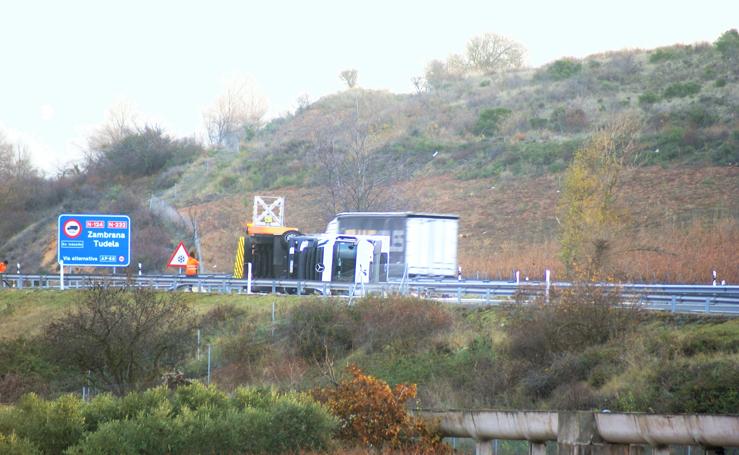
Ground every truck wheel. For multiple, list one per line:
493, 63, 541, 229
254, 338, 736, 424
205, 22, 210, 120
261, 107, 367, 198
282, 230, 301, 245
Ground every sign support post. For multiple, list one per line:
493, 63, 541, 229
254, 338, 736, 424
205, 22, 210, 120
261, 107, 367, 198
60, 260, 64, 291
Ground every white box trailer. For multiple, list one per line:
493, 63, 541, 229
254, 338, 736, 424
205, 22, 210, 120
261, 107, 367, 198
326, 212, 459, 279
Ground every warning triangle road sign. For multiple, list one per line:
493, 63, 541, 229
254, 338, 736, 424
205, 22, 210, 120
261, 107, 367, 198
167, 242, 190, 267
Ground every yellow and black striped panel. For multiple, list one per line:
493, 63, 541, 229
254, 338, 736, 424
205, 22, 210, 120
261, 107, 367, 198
233, 236, 245, 278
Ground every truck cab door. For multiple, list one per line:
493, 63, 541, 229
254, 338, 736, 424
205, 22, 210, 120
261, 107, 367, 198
332, 240, 358, 282
354, 239, 376, 284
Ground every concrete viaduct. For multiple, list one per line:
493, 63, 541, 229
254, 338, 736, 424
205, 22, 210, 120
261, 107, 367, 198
419, 410, 738, 455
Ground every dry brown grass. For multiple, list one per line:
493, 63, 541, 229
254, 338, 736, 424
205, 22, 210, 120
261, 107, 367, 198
185, 166, 738, 284
462, 218, 739, 283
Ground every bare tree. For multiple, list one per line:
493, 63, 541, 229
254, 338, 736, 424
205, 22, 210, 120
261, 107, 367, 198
466, 33, 525, 74
203, 76, 268, 148
311, 93, 403, 216
410, 76, 426, 94
87, 102, 139, 152
296, 93, 312, 113
0, 136, 41, 246
339, 69, 358, 89
45, 285, 196, 395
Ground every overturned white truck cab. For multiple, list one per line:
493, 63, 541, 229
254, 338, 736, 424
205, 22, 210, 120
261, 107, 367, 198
287, 234, 389, 285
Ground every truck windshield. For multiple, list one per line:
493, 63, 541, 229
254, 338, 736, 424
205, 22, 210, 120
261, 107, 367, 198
332, 241, 357, 282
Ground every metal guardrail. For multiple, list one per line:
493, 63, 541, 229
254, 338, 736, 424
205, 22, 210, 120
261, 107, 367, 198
2, 273, 738, 315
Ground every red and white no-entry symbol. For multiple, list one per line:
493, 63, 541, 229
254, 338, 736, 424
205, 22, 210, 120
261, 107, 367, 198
63, 219, 82, 238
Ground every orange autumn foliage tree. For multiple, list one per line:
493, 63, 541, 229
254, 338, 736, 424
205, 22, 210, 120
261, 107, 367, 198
314, 365, 449, 453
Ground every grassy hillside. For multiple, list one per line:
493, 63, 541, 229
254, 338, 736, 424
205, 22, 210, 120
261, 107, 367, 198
1, 37, 737, 282
167, 39, 739, 283
1, 289, 737, 414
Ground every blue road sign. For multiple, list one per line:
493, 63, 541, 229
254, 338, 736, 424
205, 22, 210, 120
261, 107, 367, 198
58, 214, 131, 267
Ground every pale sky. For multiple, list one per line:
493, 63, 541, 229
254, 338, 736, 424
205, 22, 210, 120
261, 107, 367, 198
1, 0, 736, 173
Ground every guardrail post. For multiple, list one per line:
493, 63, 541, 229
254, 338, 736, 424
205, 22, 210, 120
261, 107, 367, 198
705, 298, 710, 313
671, 296, 677, 313
247, 263, 252, 294
271, 280, 276, 294
456, 287, 462, 304
485, 288, 491, 305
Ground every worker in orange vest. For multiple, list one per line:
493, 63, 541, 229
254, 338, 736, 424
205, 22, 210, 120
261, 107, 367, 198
0, 260, 7, 288
185, 251, 199, 277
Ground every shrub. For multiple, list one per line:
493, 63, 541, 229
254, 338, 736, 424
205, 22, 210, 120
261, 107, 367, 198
69, 410, 176, 455
172, 383, 230, 414
549, 107, 588, 133
198, 304, 249, 334
683, 105, 719, 128
281, 299, 356, 361
544, 58, 582, 80
44, 285, 196, 395
663, 81, 701, 99
714, 29, 739, 61
3, 384, 336, 455
614, 358, 739, 414
88, 126, 202, 179
638, 91, 660, 106
648, 47, 684, 63
473, 108, 512, 136
502, 284, 641, 364
529, 117, 548, 129
315, 365, 449, 452
0, 432, 41, 455
232, 386, 280, 410
266, 396, 337, 453
219, 318, 271, 368
353, 297, 453, 352
116, 386, 171, 419
0, 338, 56, 403
0, 393, 85, 454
